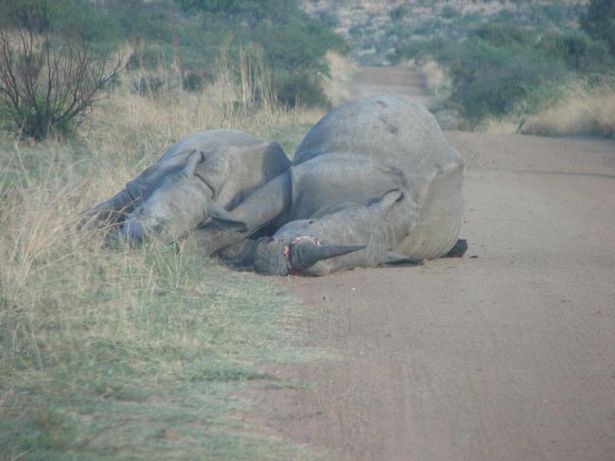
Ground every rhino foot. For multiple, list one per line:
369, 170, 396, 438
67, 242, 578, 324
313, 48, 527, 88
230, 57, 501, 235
444, 239, 468, 258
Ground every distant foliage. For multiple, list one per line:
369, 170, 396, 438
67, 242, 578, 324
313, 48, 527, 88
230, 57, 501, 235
175, 0, 346, 106
0, 0, 120, 45
276, 71, 329, 108
547, 29, 611, 72
581, 0, 615, 56
0, 0, 345, 113
472, 24, 533, 47
391, 2, 614, 124
442, 37, 566, 123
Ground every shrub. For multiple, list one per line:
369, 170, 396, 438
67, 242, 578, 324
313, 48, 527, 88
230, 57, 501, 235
444, 38, 566, 122
0, 28, 122, 139
188, 0, 343, 107
182, 72, 203, 92
472, 24, 534, 47
131, 75, 165, 96
548, 29, 611, 72
390, 5, 409, 22
440, 5, 460, 19
275, 71, 329, 108
581, 0, 615, 56
0, 0, 120, 45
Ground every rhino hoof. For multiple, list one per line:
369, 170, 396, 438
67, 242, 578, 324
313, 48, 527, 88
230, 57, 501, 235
445, 239, 468, 258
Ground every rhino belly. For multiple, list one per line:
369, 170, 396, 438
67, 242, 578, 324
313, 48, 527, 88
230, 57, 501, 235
395, 158, 464, 260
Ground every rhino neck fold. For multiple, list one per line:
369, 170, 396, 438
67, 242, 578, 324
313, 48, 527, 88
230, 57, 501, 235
193, 172, 217, 199
231, 172, 292, 231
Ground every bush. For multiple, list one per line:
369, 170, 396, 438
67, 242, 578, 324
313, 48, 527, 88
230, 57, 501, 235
275, 71, 329, 108
390, 5, 409, 22
0, 0, 121, 45
0, 28, 122, 139
444, 38, 566, 122
182, 72, 204, 92
547, 29, 611, 72
440, 5, 460, 19
472, 24, 534, 47
182, 0, 344, 107
581, 0, 615, 56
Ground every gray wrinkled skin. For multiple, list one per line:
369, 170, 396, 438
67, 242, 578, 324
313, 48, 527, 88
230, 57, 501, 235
205, 95, 464, 275
83, 129, 290, 245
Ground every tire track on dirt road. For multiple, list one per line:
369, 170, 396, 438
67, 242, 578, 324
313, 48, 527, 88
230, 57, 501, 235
251, 66, 615, 461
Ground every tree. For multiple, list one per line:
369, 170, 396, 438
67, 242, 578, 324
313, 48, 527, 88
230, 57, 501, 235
581, 0, 615, 56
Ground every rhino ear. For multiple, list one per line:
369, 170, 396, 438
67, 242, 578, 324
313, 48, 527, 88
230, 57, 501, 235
205, 202, 248, 232
184, 150, 204, 177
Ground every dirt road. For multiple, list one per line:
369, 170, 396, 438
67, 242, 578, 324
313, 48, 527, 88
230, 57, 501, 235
252, 66, 615, 460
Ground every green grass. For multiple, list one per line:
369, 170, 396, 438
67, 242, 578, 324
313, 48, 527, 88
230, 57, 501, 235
0, 100, 324, 459
0, 235, 318, 460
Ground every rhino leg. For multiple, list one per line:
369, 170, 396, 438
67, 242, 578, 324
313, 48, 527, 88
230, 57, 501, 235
444, 239, 468, 258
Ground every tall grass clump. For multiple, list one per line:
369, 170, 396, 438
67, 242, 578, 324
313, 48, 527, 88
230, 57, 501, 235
520, 77, 615, 137
0, 51, 324, 459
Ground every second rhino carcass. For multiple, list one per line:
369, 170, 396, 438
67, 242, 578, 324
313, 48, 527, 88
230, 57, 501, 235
200, 95, 465, 275
83, 129, 290, 244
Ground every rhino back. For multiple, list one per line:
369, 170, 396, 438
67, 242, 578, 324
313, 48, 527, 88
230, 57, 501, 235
128, 130, 289, 210
288, 153, 410, 220
159, 129, 260, 162
294, 95, 456, 175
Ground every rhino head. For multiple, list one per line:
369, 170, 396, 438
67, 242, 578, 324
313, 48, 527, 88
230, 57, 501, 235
117, 150, 242, 245
248, 235, 365, 276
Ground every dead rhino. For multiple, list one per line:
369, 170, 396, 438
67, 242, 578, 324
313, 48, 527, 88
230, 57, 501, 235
83, 129, 290, 244
200, 95, 465, 275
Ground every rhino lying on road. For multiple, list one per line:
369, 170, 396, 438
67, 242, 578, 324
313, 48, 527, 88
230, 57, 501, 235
198, 95, 465, 275
83, 129, 290, 244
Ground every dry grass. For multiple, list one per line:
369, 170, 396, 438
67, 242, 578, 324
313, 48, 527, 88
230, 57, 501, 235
419, 59, 451, 99
0, 64, 324, 460
520, 79, 615, 137
322, 51, 358, 105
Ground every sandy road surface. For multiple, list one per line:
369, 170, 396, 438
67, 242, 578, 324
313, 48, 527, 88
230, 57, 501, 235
251, 67, 615, 460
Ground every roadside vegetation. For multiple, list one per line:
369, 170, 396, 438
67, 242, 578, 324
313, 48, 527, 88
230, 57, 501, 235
0, 0, 337, 459
305, 0, 615, 136
0, 0, 344, 141
0, 43, 324, 461
390, 0, 615, 135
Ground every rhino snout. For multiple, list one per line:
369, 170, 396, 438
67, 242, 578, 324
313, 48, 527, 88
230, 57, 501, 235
119, 219, 147, 246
